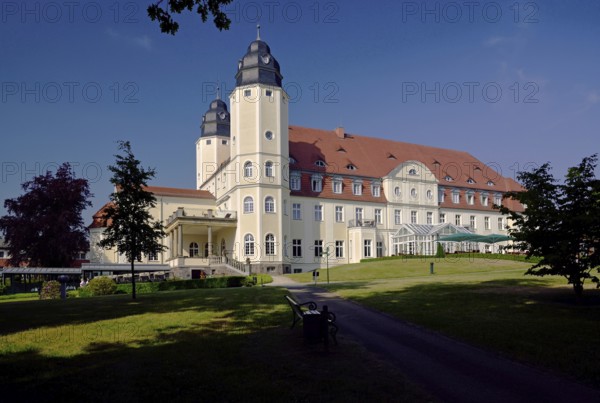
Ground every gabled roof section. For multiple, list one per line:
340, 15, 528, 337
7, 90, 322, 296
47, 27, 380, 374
288, 126, 522, 193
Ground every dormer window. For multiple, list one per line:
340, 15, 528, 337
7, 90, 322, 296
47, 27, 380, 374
332, 177, 343, 194
409, 168, 418, 176
346, 164, 357, 171
452, 189, 460, 204
467, 178, 475, 184
371, 181, 381, 197
466, 191, 475, 205
444, 175, 454, 182
387, 153, 397, 160
290, 171, 301, 191
487, 180, 495, 186
352, 181, 362, 196
481, 192, 489, 206
337, 147, 346, 153
311, 174, 323, 192
315, 160, 326, 167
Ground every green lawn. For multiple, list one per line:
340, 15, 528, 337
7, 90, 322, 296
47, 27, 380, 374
0, 287, 432, 402
291, 258, 600, 388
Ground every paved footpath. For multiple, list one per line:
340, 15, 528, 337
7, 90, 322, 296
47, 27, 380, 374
269, 276, 600, 403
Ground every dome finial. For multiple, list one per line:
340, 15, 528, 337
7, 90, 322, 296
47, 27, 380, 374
256, 24, 261, 40
216, 75, 221, 100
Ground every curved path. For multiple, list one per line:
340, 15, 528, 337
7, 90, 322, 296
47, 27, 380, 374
269, 276, 600, 403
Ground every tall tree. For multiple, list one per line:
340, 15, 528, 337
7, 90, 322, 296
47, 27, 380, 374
498, 155, 600, 299
0, 163, 92, 267
99, 141, 166, 299
148, 0, 233, 35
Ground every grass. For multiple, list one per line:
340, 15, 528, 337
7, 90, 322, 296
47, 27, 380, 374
291, 258, 600, 388
0, 287, 432, 402
0, 293, 40, 303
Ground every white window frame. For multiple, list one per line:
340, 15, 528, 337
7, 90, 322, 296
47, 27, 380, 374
394, 209, 401, 225
335, 206, 344, 222
292, 203, 302, 220
265, 233, 275, 255
314, 205, 323, 221
243, 196, 254, 214
375, 209, 382, 224
264, 196, 275, 213
244, 234, 255, 256
311, 174, 323, 192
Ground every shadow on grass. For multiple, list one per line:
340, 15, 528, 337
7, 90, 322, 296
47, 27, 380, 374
0, 287, 433, 403
333, 277, 600, 388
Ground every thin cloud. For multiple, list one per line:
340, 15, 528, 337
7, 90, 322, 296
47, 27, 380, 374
105, 28, 152, 51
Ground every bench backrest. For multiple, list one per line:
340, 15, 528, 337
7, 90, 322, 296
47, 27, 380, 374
285, 295, 304, 318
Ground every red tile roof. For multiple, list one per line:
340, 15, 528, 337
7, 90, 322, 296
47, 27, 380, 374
288, 126, 523, 210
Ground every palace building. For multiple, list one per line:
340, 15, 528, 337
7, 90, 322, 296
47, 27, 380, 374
88, 34, 522, 278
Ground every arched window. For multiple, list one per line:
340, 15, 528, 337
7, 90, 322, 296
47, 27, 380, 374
265, 196, 275, 213
244, 161, 253, 178
189, 242, 199, 257
244, 234, 255, 256
265, 233, 275, 255
243, 196, 254, 213
265, 161, 274, 177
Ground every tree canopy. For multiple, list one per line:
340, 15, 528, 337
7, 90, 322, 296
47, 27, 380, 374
0, 163, 92, 267
148, 0, 233, 35
99, 141, 166, 299
498, 155, 600, 298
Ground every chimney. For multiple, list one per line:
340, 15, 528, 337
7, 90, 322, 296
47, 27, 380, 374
335, 126, 345, 139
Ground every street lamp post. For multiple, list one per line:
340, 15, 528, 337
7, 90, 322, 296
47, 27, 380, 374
323, 246, 331, 284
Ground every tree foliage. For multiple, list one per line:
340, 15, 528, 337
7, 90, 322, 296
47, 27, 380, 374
498, 155, 600, 298
98, 141, 165, 299
148, 0, 233, 35
0, 163, 91, 267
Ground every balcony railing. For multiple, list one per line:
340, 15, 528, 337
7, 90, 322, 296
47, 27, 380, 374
166, 207, 237, 225
348, 219, 376, 228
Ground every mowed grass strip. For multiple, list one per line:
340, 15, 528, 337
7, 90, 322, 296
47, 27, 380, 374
0, 287, 433, 402
291, 258, 600, 388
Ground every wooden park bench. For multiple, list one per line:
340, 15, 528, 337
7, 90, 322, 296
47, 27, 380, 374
284, 295, 338, 345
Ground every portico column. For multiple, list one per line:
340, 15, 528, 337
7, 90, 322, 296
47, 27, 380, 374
207, 226, 213, 256
177, 225, 183, 257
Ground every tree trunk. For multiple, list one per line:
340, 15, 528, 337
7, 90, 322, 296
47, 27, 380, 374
573, 281, 583, 304
131, 259, 136, 300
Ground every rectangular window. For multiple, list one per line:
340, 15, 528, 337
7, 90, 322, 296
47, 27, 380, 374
467, 193, 475, 205
394, 209, 401, 225
293, 268, 302, 274
221, 139, 227, 145
206, 139, 211, 145
290, 173, 301, 190
148, 252, 158, 261
410, 211, 417, 224
333, 180, 342, 194
372, 184, 381, 197
364, 239, 372, 258
335, 206, 344, 222
439, 189, 445, 203
439, 213, 446, 224
376, 241, 383, 258
481, 194, 489, 206
452, 191, 460, 204
375, 209, 382, 224
244, 89, 252, 97
484, 216, 491, 230
455, 214, 462, 226
292, 239, 302, 257
314, 205, 323, 221
335, 240, 344, 258
292, 203, 302, 220
426, 212, 433, 225
355, 207, 363, 223
311, 175, 323, 192
314, 240, 323, 257
353, 182, 362, 195
470, 215, 476, 229
498, 217, 504, 230
494, 194, 502, 206
265, 89, 272, 97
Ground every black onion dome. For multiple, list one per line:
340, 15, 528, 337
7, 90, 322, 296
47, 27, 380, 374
235, 39, 283, 87
201, 98, 230, 137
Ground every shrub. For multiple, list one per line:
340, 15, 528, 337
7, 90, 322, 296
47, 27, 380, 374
435, 243, 446, 258
87, 276, 117, 296
40, 280, 61, 300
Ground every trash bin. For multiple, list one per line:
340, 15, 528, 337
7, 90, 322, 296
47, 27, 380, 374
302, 311, 322, 343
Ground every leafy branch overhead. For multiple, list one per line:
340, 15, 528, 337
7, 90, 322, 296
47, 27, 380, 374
148, 0, 233, 35
498, 154, 600, 299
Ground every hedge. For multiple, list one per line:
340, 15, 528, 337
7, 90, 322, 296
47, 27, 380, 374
114, 276, 249, 295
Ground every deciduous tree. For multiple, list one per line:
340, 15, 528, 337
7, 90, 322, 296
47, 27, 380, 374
0, 163, 92, 267
498, 155, 600, 299
99, 141, 166, 299
148, 0, 233, 35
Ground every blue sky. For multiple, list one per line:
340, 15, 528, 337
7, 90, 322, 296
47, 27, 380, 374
1, 0, 599, 223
